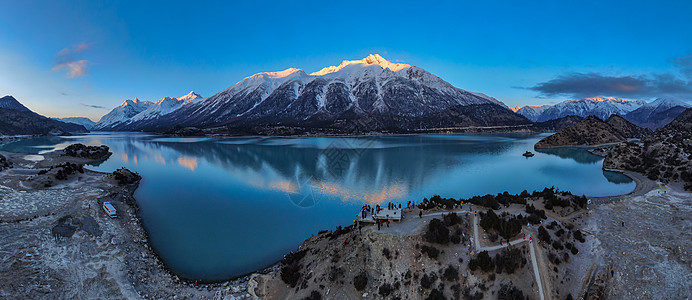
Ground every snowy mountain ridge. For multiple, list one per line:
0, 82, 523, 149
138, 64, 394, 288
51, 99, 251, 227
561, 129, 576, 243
94, 91, 203, 130
96, 54, 515, 131
514, 97, 645, 122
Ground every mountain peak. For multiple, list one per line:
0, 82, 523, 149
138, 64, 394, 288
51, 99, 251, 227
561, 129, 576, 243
310, 54, 411, 76
0, 95, 32, 112
179, 91, 202, 101
647, 97, 690, 108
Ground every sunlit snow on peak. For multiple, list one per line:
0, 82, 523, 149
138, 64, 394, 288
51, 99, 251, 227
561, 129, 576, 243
310, 54, 411, 76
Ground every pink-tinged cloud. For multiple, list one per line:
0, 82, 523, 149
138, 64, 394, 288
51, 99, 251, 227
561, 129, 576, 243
53, 60, 89, 78
52, 43, 91, 78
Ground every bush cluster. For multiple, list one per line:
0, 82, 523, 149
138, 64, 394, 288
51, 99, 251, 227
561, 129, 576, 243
494, 247, 526, 274
280, 249, 307, 287
538, 226, 551, 244
64, 143, 110, 159
497, 284, 526, 300
420, 272, 438, 289
353, 271, 368, 291
378, 283, 393, 297
479, 210, 523, 239
468, 251, 494, 272
0, 154, 12, 170
302, 291, 321, 300
421, 245, 440, 259
442, 265, 459, 281
424, 219, 450, 244
47, 162, 85, 180
418, 188, 586, 211
573, 230, 585, 243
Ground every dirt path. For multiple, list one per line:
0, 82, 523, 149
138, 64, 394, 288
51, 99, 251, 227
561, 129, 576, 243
529, 241, 546, 300
420, 209, 547, 300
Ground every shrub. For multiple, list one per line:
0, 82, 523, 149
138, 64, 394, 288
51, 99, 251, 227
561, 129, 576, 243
382, 248, 392, 260
443, 212, 462, 226
426, 289, 446, 300
497, 284, 525, 300
573, 230, 585, 243
378, 283, 393, 297
442, 265, 459, 281
552, 240, 563, 250
353, 272, 368, 291
421, 245, 440, 259
450, 234, 461, 244
494, 247, 525, 274
280, 249, 307, 287
538, 226, 551, 244
469, 251, 494, 272
420, 272, 437, 289
570, 245, 579, 255
480, 209, 523, 239
424, 219, 450, 244
303, 290, 321, 300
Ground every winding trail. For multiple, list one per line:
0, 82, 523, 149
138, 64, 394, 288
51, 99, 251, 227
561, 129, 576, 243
419, 209, 547, 300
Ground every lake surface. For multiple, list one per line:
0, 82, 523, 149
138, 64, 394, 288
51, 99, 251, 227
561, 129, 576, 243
0, 132, 634, 281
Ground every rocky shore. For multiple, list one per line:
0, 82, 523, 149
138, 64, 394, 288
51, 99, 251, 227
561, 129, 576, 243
0, 147, 263, 299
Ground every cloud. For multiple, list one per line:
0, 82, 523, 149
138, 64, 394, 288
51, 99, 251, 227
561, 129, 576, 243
80, 103, 107, 110
524, 54, 692, 100
52, 43, 90, 78
675, 54, 692, 79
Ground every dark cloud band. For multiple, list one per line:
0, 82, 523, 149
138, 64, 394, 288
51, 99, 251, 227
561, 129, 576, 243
526, 72, 692, 99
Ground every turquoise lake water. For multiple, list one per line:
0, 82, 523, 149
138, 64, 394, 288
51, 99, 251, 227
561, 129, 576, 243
0, 132, 634, 281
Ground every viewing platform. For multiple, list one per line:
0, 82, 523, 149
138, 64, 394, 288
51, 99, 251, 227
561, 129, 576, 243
356, 208, 402, 224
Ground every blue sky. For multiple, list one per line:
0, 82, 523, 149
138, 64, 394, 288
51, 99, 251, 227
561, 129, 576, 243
1, 0, 691, 120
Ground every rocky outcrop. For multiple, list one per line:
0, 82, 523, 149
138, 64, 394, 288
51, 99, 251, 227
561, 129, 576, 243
535, 115, 650, 148
0, 154, 12, 171
63, 144, 111, 160
604, 108, 692, 189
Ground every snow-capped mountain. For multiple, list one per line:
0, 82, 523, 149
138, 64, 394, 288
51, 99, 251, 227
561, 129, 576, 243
532, 97, 645, 122
129, 91, 202, 122
55, 117, 97, 130
93, 98, 154, 130
514, 105, 551, 122
94, 92, 203, 130
107, 54, 521, 132
0, 95, 32, 112
624, 98, 691, 129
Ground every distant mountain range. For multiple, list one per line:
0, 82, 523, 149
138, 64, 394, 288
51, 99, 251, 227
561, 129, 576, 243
93, 91, 203, 130
0, 96, 88, 135
515, 97, 689, 129
623, 98, 691, 129
55, 117, 97, 130
515, 97, 646, 122
94, 54, 530, 133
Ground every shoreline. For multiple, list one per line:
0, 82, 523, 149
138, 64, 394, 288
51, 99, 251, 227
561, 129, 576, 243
0, 148, 263, 299
533, 141, 623, 150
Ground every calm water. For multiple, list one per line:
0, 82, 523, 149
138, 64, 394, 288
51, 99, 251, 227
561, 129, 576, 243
0, 132, 634, 281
